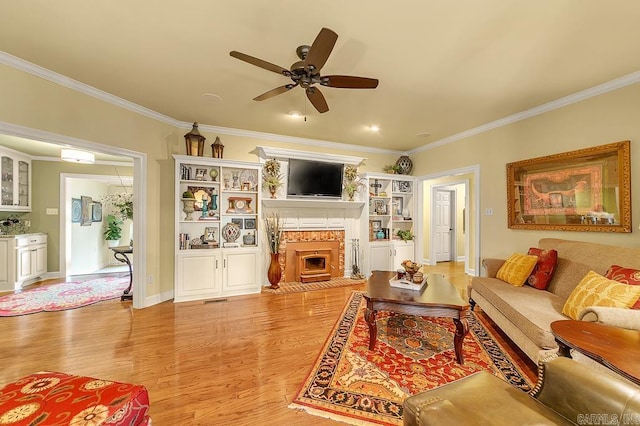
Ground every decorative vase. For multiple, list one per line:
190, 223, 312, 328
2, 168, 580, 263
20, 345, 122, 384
269, 186, 277, 199
222, 222, 241, 244
267, 252, 281, 289
209, 168, 218, 181
376, 229, 385, 240
395, 155, 413, 175
182, 198, 195, 220
243, 233, 256, 246
107, 239, 120, 248
211, 194, 218, 211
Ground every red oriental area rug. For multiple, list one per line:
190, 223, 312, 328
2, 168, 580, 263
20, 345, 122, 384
290, 291, 533, 425
0, 276, 129, 316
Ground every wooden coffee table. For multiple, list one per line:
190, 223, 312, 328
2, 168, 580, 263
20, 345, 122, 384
364, 271, 470, 364
551, 320, 640, 385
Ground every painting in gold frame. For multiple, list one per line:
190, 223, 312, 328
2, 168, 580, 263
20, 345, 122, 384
507, 141, 631, 232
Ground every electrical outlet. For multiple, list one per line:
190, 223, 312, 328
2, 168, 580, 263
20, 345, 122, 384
485, 208, 494, 216
147, 275, 153, 284
46, 208, 58, 215
24, 220, 31, 227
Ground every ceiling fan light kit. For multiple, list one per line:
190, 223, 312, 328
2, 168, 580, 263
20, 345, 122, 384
230, 27, 379, 114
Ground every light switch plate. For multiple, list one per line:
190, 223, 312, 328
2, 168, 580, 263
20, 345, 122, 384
46, 208, 58, 215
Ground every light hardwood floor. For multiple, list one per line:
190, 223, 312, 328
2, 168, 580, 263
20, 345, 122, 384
0, 263, 536, 425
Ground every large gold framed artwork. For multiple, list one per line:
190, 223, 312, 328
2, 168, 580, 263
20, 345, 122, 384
507, 141, 631, 232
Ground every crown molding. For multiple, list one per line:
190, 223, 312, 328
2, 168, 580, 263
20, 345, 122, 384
408, 70, 640, 155
0, 50, 401, 156
255, 146, 365, 165
3, 50, 637, 158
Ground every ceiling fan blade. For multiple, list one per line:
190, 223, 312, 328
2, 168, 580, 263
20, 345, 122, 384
304, 28, 338, 71
253, 84, 298, 101
230, 51, 291, 77
306, 87, 329, 113
321, 75, 379, 89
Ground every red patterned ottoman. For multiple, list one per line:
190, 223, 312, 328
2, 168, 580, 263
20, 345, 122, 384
0, 371, 151, 425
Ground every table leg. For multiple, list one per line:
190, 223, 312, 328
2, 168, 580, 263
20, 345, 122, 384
113, 251, 133, 301
555, 339, 571, 358
364, 305, 378, 350
453, 317, 469, 364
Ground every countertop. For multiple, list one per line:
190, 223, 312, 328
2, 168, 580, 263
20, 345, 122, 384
0, 232, 47, 239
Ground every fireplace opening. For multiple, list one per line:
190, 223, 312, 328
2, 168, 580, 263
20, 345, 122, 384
297, 249, 331, 283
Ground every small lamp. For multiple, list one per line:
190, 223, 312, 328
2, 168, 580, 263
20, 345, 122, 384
184, 122, 206, 156
211, 136, 224, 158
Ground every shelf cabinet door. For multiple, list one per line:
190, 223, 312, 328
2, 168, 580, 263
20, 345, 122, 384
392, 241, 415, 268
0, 150, 31, 211
34, 245, 47, 275
369, 243, 393, 272
175, 252, 222, 302
222, 250, 259, 293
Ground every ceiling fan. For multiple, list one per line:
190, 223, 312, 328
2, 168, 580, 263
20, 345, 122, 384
230, 27, 378, 113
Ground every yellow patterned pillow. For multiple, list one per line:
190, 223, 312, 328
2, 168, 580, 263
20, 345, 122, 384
562, 271, 640, 320
496, 253, 539, 287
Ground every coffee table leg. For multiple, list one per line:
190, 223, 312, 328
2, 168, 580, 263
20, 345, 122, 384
453, 317, 469, 364
364, 307, 377, 350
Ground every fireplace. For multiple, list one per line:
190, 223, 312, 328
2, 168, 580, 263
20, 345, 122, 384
282, 231, 344, 283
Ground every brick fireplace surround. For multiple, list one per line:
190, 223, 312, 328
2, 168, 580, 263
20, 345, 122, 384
279, 230, 345, 284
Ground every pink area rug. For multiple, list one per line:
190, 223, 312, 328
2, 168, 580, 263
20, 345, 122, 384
0, 276, 129, 316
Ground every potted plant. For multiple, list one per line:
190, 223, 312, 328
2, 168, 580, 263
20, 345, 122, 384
262, 159, 283, 198
104, 214, 123, 247
396, 229, 414, 241
264, 213, 283, 289
343, 165, 364, 201
383, 164, 401, 174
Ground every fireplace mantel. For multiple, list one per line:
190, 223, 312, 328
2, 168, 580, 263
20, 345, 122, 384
262, 199, 365, 209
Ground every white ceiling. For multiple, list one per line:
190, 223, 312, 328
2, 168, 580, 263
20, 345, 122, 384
1, 1, 640, 154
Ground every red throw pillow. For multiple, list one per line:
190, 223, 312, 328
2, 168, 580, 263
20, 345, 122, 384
526, 248, 558, 290
605, 265, 640, 309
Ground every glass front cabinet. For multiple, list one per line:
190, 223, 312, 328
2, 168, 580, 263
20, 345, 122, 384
0, 147, 31, 212
173, 155, 262, 302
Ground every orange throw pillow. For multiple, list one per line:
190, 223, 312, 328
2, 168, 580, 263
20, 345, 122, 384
526, 248, 558, 290
605, 265, 640, 310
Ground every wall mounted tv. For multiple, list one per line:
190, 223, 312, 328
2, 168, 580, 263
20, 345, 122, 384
287, 159, 344, 199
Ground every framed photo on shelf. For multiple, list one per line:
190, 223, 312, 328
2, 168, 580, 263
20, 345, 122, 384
194, 168, 207, 181
203, 226, 218, 242
244, 218, 256, 229
371, 220, 382, 231
231, 218, 243, 229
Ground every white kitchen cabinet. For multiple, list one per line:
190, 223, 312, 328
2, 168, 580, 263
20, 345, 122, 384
0, 233, 47, 291
0, 146, 31, 211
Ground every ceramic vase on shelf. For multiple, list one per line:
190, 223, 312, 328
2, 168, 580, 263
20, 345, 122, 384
107, 239, 120, 248
182, 198, 195, 220
268, 186, 277, 199
267, 253, 281, 289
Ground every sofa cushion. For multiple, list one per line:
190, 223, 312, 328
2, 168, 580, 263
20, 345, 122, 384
562, 271, 640, 320
496, 253, 538, 287
471, 277, 566, 349
605, 265, 640, 309
544, 258, 593, 301
526, 248, 558, 290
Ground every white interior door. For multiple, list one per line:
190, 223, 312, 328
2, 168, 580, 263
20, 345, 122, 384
435, 190, 453, 262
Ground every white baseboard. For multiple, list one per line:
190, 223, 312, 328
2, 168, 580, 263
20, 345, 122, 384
144, 290, 174, 307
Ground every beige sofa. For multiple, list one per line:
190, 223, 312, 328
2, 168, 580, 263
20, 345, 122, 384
468, 238, 640, 363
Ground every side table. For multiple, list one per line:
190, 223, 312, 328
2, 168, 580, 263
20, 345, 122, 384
110, 245, 133, 301
551, 319, 640, 386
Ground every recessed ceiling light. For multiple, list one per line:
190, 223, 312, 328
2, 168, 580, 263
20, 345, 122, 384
202, 93, 223, 102
368, 125, 380, 132
288, 111, 303, 119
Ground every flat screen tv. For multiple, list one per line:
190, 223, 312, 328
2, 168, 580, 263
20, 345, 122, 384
287, 159, 344, 199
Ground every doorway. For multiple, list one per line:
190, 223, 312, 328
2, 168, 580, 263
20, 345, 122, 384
416, 165, 480, 276
0, 120, 148, 308
434, 189, 455, 262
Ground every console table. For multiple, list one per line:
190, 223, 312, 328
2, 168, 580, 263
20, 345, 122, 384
551, 320, 640, 385
110, 245, 133, 301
